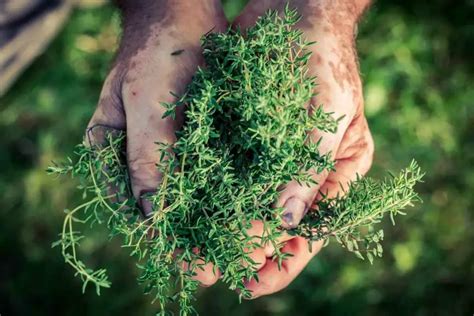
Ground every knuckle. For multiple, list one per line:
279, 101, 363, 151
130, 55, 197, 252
248, 250, 266, 270
194, 262, 218, 287
84, 124, 123, 148
128, 156, 160, 194
96, 94, 124, 118
95, 70, 125, 115
88, 73, 125, 135
128, 156, 158, 177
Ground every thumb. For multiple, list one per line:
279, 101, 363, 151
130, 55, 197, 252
277, 118, 349, 229
122, 71, 185, 217
277, 113, 371, 228
123, 83, 182, 217
277, 169, 330, 229
86, 69, 126, 147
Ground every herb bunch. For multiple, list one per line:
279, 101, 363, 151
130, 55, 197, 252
49, 7, 423, 315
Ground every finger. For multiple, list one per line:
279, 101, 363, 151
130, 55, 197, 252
245, 220, 293, 243
243, 220, 295, 270
317, 115, 374, 200
245, 237, 323, 299
244, 221, 267, 271
84, 70, 127, 203
279, 107, 367, 228
124, 93, 178, 217
182, 258, 220, 287
86, 68, 126, 147
244, 248, 267, 271
122, 43, 202, 216
277, 121, 348, 229
245, 220, 295, 254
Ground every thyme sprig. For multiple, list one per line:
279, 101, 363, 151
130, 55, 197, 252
49, 7, 423, 315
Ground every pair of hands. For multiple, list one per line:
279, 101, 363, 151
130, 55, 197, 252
87, 0, 373, 299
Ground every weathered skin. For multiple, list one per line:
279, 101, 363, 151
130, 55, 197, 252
87, 0, 373, 297
86, 0, 228, 287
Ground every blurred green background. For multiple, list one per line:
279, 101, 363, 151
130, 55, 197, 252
1, 0, 473, 315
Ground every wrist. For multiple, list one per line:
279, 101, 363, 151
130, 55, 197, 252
115, 0, 161, 17
116, 0, 225, 34
306, 0, 371, 41
313, 0, 370, 21
116, 0, 165, 38
116, 0, 224, 20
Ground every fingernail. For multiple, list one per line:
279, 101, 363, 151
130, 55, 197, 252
86, 124, 124, 148
282, 212, 294, 227
281, 197, 308, 229
140, 198, 154, 218
139, 190, 155, 218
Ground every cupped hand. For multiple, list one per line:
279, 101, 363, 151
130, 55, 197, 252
241, 221, 324, 299
233, 0, 374, 298
86, 0, 228, 287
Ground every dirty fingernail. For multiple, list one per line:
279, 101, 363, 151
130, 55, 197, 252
282, 197, 308, 229
86, 124, 124, 148
140, 198, 153, 217
139, 190, 156, 217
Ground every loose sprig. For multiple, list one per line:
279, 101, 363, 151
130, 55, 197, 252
49, 7, 423, 316
293, 161, 423, 262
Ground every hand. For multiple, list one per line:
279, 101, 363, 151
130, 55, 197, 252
86, 0, 228, 286
233, 0, 374, 298
242, 221, 324, 299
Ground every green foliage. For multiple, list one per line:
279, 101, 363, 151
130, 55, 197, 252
295, 161, 422, 264
48, 8, 422, 315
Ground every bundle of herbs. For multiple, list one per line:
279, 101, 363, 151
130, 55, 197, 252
49, 7, 423, 315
